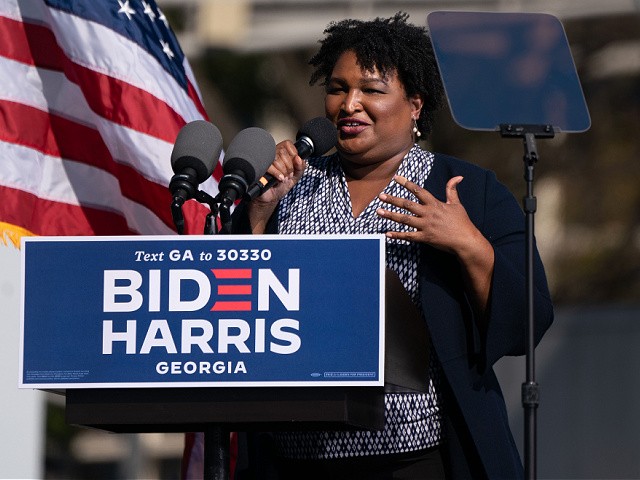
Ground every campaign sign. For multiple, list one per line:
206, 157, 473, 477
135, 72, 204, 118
20, 235, 385, 389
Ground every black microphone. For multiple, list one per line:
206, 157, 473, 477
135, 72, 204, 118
169, 120, 223, 205
244, 116, 337, 200
218, 127, 276, 209
169, 120, 223, 234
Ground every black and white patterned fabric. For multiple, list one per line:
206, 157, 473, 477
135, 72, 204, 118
274, 145, 443, 459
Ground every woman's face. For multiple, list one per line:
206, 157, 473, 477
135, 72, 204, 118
325, 50, 423, 167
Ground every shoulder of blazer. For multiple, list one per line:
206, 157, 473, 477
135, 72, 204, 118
427, 152, 490, 189
425, 152, 494, 215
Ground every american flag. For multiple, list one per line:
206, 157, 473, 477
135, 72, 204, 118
0, 0, 222, 244
0, 0, 233, 476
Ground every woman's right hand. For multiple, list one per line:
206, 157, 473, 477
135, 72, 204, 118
248, 139, 306, 233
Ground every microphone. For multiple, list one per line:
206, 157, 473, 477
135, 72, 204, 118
244, 116, 337, 200
218, 127, 276, 209
169, 120, 223, 205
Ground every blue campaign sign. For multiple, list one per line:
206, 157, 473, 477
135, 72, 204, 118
20, 235, 385, 389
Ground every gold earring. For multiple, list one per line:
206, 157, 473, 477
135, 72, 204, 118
412, 118, 422, 138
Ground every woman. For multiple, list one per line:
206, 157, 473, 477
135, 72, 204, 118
234, 12, 553, 480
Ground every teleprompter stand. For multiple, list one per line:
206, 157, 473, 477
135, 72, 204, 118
65, 270, 430, 480
500, 123, 554, 480
427, 10, 591, 478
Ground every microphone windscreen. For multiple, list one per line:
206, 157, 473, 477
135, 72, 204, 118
223, 127, 276, 185
296, 117, 337, 155
171, 120, 223, 182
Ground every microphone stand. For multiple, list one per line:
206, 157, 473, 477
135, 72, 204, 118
500, 123, 554, 480
171, 191, 232, 480
195, 190, 221, 235
171, 190, 222, 235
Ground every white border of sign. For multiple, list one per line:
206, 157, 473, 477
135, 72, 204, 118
20, 234, 386, 389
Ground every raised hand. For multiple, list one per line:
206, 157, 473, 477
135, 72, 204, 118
377, 175, 495, 313
248, 140, 306, 234
376, 175, 479, 255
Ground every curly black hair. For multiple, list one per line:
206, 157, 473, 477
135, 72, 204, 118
309, 12, 444, 137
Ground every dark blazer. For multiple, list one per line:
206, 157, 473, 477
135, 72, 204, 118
419, 153, 553, 479
233, 152, 554, 479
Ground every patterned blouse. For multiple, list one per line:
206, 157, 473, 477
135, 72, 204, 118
273, 145, 443, 459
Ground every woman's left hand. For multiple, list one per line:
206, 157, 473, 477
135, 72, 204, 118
377, 175, 495, 314
376, 175, 481, 256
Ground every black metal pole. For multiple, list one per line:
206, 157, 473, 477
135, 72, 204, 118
501, 125, 554, 480
171, 188, 230, 479
522, 132, 540, 480
204, 426, 230, 480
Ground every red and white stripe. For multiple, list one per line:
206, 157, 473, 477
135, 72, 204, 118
0, 0, 220, 236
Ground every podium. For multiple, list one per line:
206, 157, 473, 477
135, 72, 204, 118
64, 270, 429, 479
64, 269, 430, 432
21, 236, 430, 478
